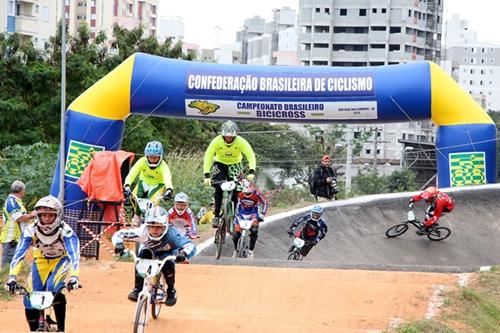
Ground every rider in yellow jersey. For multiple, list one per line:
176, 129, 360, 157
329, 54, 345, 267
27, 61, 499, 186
203, 121, 256, 228
124, 141, 173, 220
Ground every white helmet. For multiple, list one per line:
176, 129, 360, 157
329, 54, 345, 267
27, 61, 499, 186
221, 121, 238, 137
35, 195, 63, 236
174, 192, 189, 215
144, 206, 169, 241
241, 179, 254, 197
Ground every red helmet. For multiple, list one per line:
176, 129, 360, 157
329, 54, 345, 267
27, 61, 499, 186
421, 186, 438, 201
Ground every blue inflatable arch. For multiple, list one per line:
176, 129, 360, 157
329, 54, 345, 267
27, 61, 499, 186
51, 53, 496, 207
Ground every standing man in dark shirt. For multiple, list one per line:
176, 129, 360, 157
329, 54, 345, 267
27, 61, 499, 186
311, 155, 339, 201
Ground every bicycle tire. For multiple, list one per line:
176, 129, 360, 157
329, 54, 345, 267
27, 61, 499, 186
427, 226, 451, 241
151, 275, 166, 319
238, 233, 248, 258
214, 223, 225, 260
287, 252, 295, 260
133, 297, 148, 333
385, 223, 409, 237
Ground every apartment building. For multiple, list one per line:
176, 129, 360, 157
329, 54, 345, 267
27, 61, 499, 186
0, 0, 58, 49
442, 14, 500, 112
237, 7, 298, 65
298, 0, 443, 66
297, 0, 442, 176
61, 0, 158, 40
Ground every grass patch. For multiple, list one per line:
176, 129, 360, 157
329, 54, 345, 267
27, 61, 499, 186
0, 261, 31, 301
389, 267, 500, 333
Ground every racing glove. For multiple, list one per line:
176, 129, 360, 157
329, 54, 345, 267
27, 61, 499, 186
163, 188, 173, 201
246, 169, 255, 182
114, 243, 125, 256
4, 277, 16, 293
203, 173, 211, 187
175, 251, 187, 263
123, 185, 132, 199
67, 277, 79, 290
408, 199, 414, 210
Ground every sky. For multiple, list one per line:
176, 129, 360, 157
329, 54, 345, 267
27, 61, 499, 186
159, 0, 500, 48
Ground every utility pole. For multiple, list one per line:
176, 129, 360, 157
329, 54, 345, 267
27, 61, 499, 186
372, 127, 378, 170
345, 127, 353, 194
59, 0, 67, 210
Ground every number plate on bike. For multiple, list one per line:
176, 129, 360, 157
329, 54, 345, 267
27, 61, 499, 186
29, 291, 54, 310
293, 238, 305, 248
136, 259, 162, 278
221, 181, 236, 192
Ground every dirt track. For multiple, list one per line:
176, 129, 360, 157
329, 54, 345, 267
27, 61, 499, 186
0, 261, 461, 333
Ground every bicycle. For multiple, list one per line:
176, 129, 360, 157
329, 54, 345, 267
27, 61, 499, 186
213, 179, 238, 260
287, 235, 307, 261
123, 249, 176, 333
15, 283, 81, 332
234, 213, 256, 259
385, 210, 451, 241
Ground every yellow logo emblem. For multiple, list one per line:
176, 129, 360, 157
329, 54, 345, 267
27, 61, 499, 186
188, 100, 220, 115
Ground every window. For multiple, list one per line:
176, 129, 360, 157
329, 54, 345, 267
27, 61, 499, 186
370, 44, 385, 49
372, 8, 377, 13
408, 10, 412, 17
389, 44, 400, 51
340, 8, 347, 16
366, 149, 371, 154
470, 80, 474, 85
376, 149, 380, 155
315, 8, 320, 13
313, 43, 329, 48
42, 6, 50, 22
390, 26, 401, 33
382, 8, 386, 13
370, 26, 386, 31
325, 8, 330, 14
302, 26, 312, 33
470, 69, 475, 74
359, 9, 367, 16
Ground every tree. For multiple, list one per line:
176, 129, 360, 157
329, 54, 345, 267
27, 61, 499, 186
352, 168, 388, 195
0, 143, 58, 208
386, 168, 417, 192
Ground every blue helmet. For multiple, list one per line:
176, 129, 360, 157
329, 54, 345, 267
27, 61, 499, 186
311, 205, 323, 221
144, 141, 163, 168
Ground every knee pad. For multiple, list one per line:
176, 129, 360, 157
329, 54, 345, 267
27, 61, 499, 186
250, 226, 259, 237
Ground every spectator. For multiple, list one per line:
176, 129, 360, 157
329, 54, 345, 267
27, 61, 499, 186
1, 181, 37, 269
310, 155, 339, 201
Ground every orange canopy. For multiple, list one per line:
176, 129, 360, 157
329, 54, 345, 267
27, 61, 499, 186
77, 150, 135, 203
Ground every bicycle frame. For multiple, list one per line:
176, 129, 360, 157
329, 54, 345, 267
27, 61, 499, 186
236, 214, 255, 258
287, 236, 305, 261
125, 250, 176, 332
17, 286, 59, 332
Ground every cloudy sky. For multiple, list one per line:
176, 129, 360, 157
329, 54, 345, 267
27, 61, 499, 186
159, 0, 500, 48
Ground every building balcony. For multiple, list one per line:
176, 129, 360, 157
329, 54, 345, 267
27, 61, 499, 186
369, 30, 388, 41
15, 15, 38, 36
368, 49, 387, 59
332, 33, 369, 44
332, 50, 368, 60
310, 48, 331, 58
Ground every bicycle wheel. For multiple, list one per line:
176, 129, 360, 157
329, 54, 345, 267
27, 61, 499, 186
214, 222, 226, 260
427, 227, 451, 241
287, 248, 296, 260
133, 297, 148, 333
238, 234, 248, 258
385, 223, 409, 237
151, 275, 166, 319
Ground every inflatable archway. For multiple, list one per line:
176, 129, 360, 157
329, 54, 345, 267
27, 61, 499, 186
51, 53, 496, 208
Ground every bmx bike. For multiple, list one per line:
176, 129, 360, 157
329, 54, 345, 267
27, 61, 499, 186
385, 210, 451, 241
